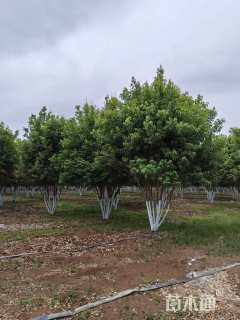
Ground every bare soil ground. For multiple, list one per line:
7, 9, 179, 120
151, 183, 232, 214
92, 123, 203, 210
0, 194, 239, 320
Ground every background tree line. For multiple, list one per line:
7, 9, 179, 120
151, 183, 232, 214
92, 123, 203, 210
0, 67, 239, 231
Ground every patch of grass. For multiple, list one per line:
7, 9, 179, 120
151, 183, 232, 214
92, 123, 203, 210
59, 290, 80, 304
163, 204, 240, 255
0, 227, 65, 243
56, 197, 240, 255
54, 200, 149, 232
48, 197, 240, 255
56, 202, 100, 221
50, 290, 82, 308
19, 297, 44, 308
2, 193, 240, 255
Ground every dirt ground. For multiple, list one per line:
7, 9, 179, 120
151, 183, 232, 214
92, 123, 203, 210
0, 197, 239, 320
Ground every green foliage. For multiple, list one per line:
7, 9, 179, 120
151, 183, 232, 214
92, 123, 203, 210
201, 134, 228, 189
60, 103, 99, 187
0, 122, 18, 186
130, 158, 179, 188
15, 138, 29, 185
22, 107, 65, 186
120, 67, 223, 191
61, 100, 129, 192
92, 96, 129, 190
1, 66, 237, 212
223, 128, 240, 189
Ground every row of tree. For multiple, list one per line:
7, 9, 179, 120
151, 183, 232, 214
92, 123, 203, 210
0, 67, 239, 231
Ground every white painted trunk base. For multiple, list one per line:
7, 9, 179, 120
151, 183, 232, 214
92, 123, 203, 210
0, 193, 4, 208
44, 195, 57, 215
43, 187, 61, 215
232, 187, 240, 201
112, 194, 120, 209
97, 187, 119, 220
146, 200, 170, 232
207, 191, 216, 203
79, 186, 87, 196
99, 198, 113, 220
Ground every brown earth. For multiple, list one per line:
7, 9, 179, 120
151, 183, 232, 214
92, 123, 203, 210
0, 197, 239, 320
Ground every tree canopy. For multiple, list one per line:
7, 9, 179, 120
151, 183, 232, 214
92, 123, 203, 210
0, 122, 17, 187
120, 67, 223, 192
223, 128, 240, 199
0, 122, 18, 206
0, 66, 238, 229
22, 106, 65, 187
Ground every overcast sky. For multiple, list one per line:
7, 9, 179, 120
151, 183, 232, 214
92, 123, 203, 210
1, 0, 239, 134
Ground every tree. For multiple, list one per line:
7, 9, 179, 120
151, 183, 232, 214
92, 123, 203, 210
0, 123, 18, 207
60, 104, 98, 191
92, 97, 129, 218
202, 135, 227, 203
61, 100, 129, 220
120, 67, 222, 231
224, 128, 240, 200
22, 107, 65, 214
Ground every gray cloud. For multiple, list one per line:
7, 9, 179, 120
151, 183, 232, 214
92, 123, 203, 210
0, 1, 133, 57
0, 0, 239, 134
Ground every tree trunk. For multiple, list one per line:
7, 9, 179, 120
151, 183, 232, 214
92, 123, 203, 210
43, 185, 61, 215
79, 185, 87, 196
96, 186, 119, 220
232, 187, 240, 201
0, 193, 4, 208
0, 187, 5, 208
112, 190, 120, 209
207, 190, 216, 203
12, 186, 18, 207
145, 187, 174, 232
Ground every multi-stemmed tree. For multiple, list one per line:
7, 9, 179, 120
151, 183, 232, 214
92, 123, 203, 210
93, 97, 129, 219
201, 135, 227, 203
61, 100, 128, 220
59, 103, 99, 195
0, 123, 18, 207
22, 107, 65, 214
120, 67, 222, 231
